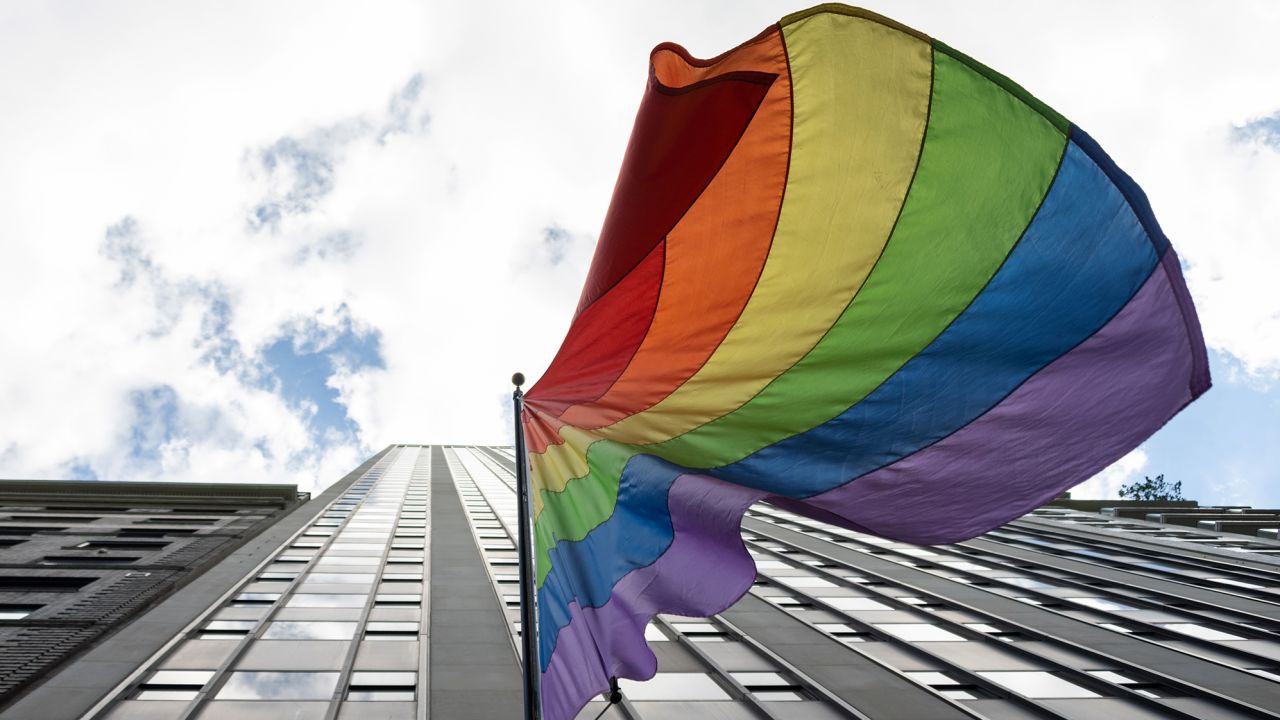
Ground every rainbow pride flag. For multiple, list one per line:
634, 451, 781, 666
522, 5, 1210, 718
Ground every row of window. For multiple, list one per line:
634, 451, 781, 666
98, 446, 430, 718
746, 504, 1280, 716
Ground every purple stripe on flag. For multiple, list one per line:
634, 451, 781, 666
540, 474, 765, 720
799, 254, 1195, 544
539, 249, 1198, 720
1160, 246, 1211, 396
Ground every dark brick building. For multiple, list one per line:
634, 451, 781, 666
0, 478, 303, 714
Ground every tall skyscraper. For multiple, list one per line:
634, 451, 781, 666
3, 445, 1278, 719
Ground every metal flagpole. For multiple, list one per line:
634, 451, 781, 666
511, 373, 542, 720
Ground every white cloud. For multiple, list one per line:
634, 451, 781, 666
0, 1, 1277, 497
1070, 448, 1149, 500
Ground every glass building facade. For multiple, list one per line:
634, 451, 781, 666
10, 445, 1280, 720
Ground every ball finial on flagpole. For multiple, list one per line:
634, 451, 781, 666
512, 372, 525, 388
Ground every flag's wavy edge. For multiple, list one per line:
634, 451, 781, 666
522, 5, 1210, 719
538, 250, 1198, 719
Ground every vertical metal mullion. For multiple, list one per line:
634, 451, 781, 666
322, 447, 418, 720
709, 613, 872, 719
746, 515, 1279, 720
417, 446, 432, 720
173, 450, 397, 720
445, 448, 524, 653
742, 534, 1065, 719
650, 616, 776, 720
749, 537, 1214, 720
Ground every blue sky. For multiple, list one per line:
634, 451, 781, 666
1137, 351, 1280, 506
0, 1, 1277, 500
261, 310, 385, 447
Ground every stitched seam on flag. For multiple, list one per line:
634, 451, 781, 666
711, 131, 1071, 476
569, 73, 775, 325
544, 71, 775, 423
1071, 125, 1209, 397
582, 17, 930, 438
651, 23, 780, 69
1068, 127, 1167, 256
1159, 250, 1211, 397
533, 37, 1083, 587
934, 42, 1070, 135
650, 69, 779, 97
804, 258, 1164, 502
538, 471, 763, 674
539, 135, 1119, 641
529, 31, 797, 591
541, 242, 669, 425
531, 34, 939, 587
538, 471, 683, 670
531, 30, 938, 554
538, 77, 1122, 668
780, 4, 930, 42
794, 148, 1168, 500
548, 24, 795, 430
537, 106, 1069, 595
527, 29, 794, 519
637, 38, 938, 450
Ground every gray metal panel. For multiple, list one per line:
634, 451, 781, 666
745, 516, 1280, 713
428, 450, 521, 719
720, 593, 974, 720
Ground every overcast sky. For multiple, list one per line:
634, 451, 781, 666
1, 1, 1277, 503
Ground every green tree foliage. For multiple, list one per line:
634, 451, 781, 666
1118, 474, 1184, 502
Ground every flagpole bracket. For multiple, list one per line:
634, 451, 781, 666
608, 676, 622, 704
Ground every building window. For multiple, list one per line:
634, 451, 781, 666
0, 576, 95, 592
905, 671, 995, 700
1158, 623, 1246, 642
286, 594, 367, 608
261, 621, 358, 640
74, 540, 170, 550
618, 673, 730, 701
730, 671, 809, 701
818, 597, 890, 612
231, 592, 282, 606
873, 624, 966, 642
815, 623, 872, 643
1086, 670, 1182, 698
0, 604, 42, 619
134, 670, 214, 700
976, 671, 1100, 699
347, 672, 416, 701
200, 620, 256, 637
216, 671, 340, 700
40, 555, 141, 566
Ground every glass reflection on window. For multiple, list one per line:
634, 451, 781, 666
316, 557, 380, 566
287, 594, 368, 608
304, 573, 376, 584
261, 621, 357, 640
216, 671, 340, 700
135, 670, 214, 700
